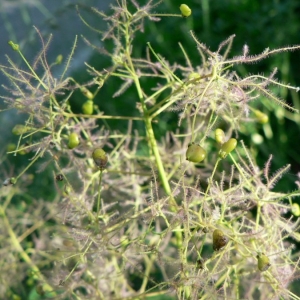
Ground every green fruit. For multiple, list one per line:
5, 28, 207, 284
180, 4, 192, 17
12, 124, 28, 135
82, 270, 96, 284
186, 143, 206, 163
254, 109, 269, 124
8, 40, 19, 51
63, 239, 74, 247
80, 87, 94, 100
215, 128, 225, 145
36, 284, 45, 296
7, 143, 16, 152
219, 138, 237, 159
18, 144, 29, 155
55, 54, 63, 64
92, 148, 108, 170
213, 229, 228, 251
15, 98, 25, 109
292, 203, 300, 217
35, 283, 55, 297
68, 132, 80, 149
3, 177, 16, 186
10, 177, 17, 185
257, 253, 271, 272
188, 72, 200, 80
82, 100, 94, 115
63, 185, 71, 196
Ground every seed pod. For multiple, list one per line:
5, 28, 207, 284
36, 284, 45, 296
12, 124, 29, 135
196, 258, 204, 269
3, 177, 16, 186
219, 138, 237, 159
186, 143, 206, 163
188, 72, 200, 80
215, 128, 226, 145
82, 270, 96, 284
63, 239, 74, 248
55, 174, 64, 181
202, 227, 209, 234
55, 54, 63, 64
7, 143, 16, 152
18, 144, 28, 155
82, 100, 94, 115
180, 4, 192, 17
26, 277, 34, 287
63, 185, 71, 196
49, 141, 56, 148
68, 132, 80, 149
257, 253, 271, 272
254, 109, 269, 124
92, 148, 108, 170
35, 283, 54, 297
10, 177, 16, 185
80, 87, 94, 100
15, 98, 25, 110
8, 41, 19, 51
291, 203, 300, 217
213, 229, 228, 251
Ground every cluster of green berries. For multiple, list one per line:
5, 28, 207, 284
185, 129, 238, 163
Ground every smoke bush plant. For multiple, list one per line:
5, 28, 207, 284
1, 0, 300, 299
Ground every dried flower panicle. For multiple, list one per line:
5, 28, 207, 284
0, 0, 299, 299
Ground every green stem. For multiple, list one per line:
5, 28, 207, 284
62, 111, 144, 121
96, 170, 103, 218
144, 117, 177, 207
139, 254, 155, 293
0, 205, 56, 297
191, 73, 215, 141
15, 151, 43, 183
199, 158, 221, 218
255, 203, 262, 231
125, 37, 176, 208
148, 73, 213, 119
8, 41, 48, 91
229, 153, 259, 199
229, 153, 261, 230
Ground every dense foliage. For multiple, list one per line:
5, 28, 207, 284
1, 1, 300, 299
